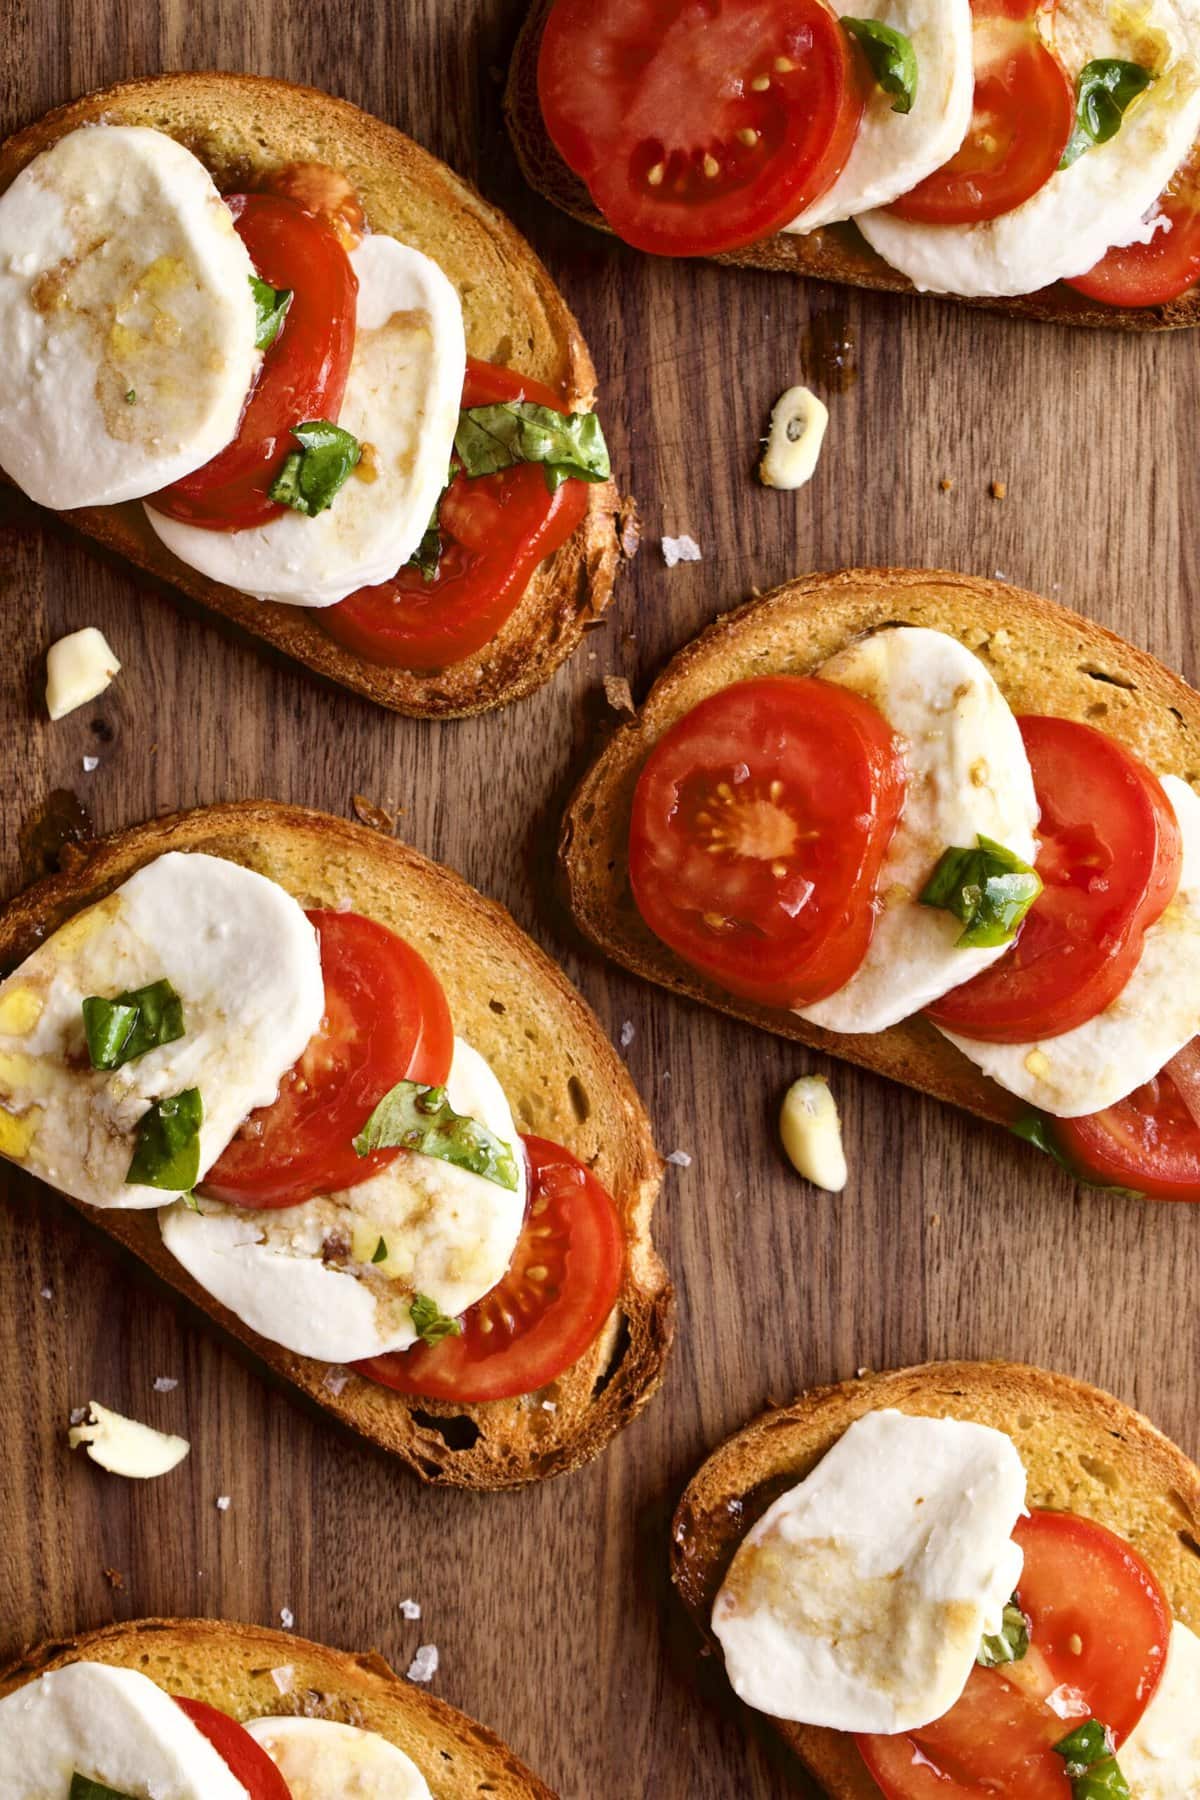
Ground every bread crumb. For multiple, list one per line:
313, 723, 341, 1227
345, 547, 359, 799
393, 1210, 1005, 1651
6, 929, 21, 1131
399, 1598, 421, 1620
102, 1567, 124, 1590
939, 477, 953, 492
666, 1149, 692, 1168
603, 674, 635, 715
352, 794, 397, 835
270, 1665, 294, 1694
406, 1645, 439, 1683
280, 1607, 295, 1630
662, 534, 702, 568
989, 479, 1007, 500
929, 1213, 941, 1227
216, 1495, 231, 1512
619, 1020, 635, 1049
153, 1377, 178, 1393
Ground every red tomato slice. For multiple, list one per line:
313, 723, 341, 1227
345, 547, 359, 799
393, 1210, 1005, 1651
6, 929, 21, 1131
857, 1509, 1170, 1799
202, 910, 453, 1209
628, 676, 905, 1008
323, 357, 590, 670
1068, 157, 1200, 307
1055, 1045, 1200, 1200
173, 1697, 293, 1799
149, 194, 358, 531
927, 716, 1182, 1043
537, 0, 866, 257
355, 1135, 625, 1402
889, 0, 1073, 225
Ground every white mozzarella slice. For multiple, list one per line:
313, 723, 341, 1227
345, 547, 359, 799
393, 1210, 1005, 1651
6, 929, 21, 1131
796, 627, 1037, 1035
145, 233, 466, 606
784, 0, 973, 231
711, 1409, 1027, 1733
0, 1661, 249, 1798
0, 852, 324, 1208
1120, 1621, 1200, 1797
245, 1716, 432, 1800
858, 0, 1200, 295
159, 1038, 526, 1361
939, 774, 1200, 1117
0, 125, 259, 509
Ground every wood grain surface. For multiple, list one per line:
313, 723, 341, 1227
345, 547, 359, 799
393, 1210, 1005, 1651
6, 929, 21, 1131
0, 7, 1198, 1797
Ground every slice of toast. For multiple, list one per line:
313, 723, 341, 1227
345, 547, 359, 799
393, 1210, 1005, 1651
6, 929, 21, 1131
0, 73, 629, 717
560, 566, 1200, 1133
0, 1616, 555, 1798
671, 1360, 1200, 1797
505, 0, 1200, 334
0, 800, 674, 1490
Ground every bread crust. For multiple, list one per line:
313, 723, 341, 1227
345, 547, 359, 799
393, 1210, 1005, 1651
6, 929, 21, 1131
0, 72, 628, 717
505, 0, 1200, 333
560, 566, 1200, 1134
671, 1360, 1200, 1797
0, 1616, 556, 1798
0, 800, 674, 1490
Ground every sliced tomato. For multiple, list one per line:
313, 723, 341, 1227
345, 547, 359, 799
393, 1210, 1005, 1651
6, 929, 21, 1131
537, 0, 866, 256
1067, 163, 1200, 307
889, 0, 1073, 226
927, 716, 1182, 1043
355, 1135, 625, 1402
323, 356, 590, 671
202, 910, 453, 1209
149, 194, 357, 531
174, 1697, 293, 1798
628, 676, 905, 1008
1056, 1043, 1200, 1199
858, 1509, 1170, 1799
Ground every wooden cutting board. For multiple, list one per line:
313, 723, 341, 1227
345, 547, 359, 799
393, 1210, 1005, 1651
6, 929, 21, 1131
1, 5, 1198, 1796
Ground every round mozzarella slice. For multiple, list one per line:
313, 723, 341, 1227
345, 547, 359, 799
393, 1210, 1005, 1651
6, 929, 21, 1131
1119, 1620, 1200, 1796
145, 233, 466, 607
711, 1410, 1027, 1733
858, 0, 1200, 295
795, 626, 1037, 1035
937, 774, 1200, 1117
0, 852, 324, 1209
784, 0, 974, 231
245, 1716, 432, 1800
0, 1661, 250, 1798
159, 1038, 526, 1361
0, 125, 259, 508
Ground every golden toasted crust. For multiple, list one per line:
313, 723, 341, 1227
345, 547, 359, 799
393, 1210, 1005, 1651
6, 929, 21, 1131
0, 1617, 556, 1798
671, 1360, 1200, 1797
506, 0, 1200, 333
0, 801, 674, 1490
560, 566, 1200, 1129
0, 72, 628, 717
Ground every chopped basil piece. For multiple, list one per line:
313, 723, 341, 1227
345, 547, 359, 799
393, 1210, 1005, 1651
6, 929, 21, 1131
82, 978, 185, 1071
406, 510, 444, 583
269, 419, 361, 517
976, 1597, 1029, 1667
1010, 1111, 1145, 1200
919, 835, 1042, 948
70, 1775, 139, 1800
371, 1235, 388, 1264
126, 1088, 204, 1190
410, 1291, 462, 1345
249, 273, 293, 351
1061, 60, 1154, 168
454, 401, 610, 494
1054, 1719, 1131, 1798
124, 389, 137, 405
841, 17, 918, 113
353, 1080, 519, 1190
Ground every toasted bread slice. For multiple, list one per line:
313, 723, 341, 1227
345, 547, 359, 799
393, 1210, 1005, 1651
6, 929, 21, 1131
560, 566, 1200, 1133
0, 1616, 555, 1798
0, 800, 673, 1489
0, 73, 628, 717
671, 1360, 1200, 1797
505, 1, 1200, 334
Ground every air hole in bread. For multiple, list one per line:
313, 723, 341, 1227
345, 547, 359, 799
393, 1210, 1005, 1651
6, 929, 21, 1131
410, 1409, 482, 1452
568, 1075, 591, 1123
1016, 1413, 1035, 1430
1179, 1529, 1200, 1561
1087, 702, 1109, 719
1078, 1454, 1120, 1490
1080, 665, 1137, 691
591, 1315, 630, 1400
488, 998, 506, 1014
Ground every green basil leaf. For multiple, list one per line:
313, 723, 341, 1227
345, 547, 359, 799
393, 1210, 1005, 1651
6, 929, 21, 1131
406, 511, 443, 583
249, 273, 293, 351
126, 1088, 204, 1190
353, 1080, 519, 1190
269, 419, 361, 517
841, 17, 918, 113
371, 1235, 388, 1264
1061, 60, 1154, 168
976, 1597, 1029, 1667
82, 978, 185, 1071
70, 1774, 139, 1800
1010, 1111, 1146, 1200
454, 402, 610, 494
1053, 1719, 1131, 1798
919, 835, 1042, 947
410, 1291, 462, 1345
